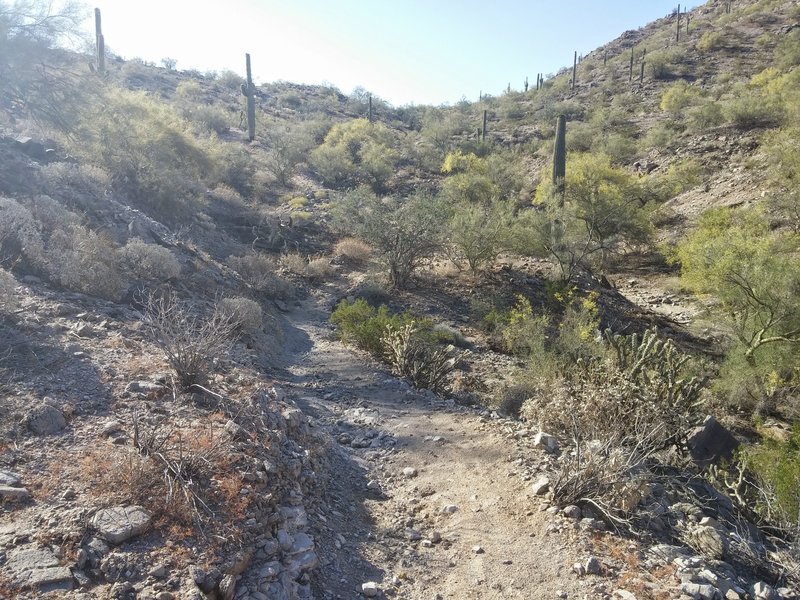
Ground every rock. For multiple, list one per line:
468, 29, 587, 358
751, 582, 776, 600
155, 593, 175, 600
101, 420, 123, 437
572, 562, 585, 576
0, 470, 22, 486
25, 403, 66, 435
224, 420, 247, 440
441, 504, 459, 514
0, 485, 30, 500
362, 581, 379, 597
431, 530, 442, 543
613, 591, 637, 600
402, 467, 418, 478
277, 529, 293, 551
533, 432, 560, 454
563, 505, 582, 519
682, 583, 719, 600
92, 505, 152, 544
687, 415, 739, 467
7, 547, 73, 592
531, 477, 550, 495
649, 544, 688, 563
124, 380, 166, 396
585, 556, 602, 575
473, 545, 485, 554
687, 525, 728, 560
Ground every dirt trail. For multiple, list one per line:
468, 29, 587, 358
276, 290, 597, 600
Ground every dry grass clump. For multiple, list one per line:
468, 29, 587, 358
280, 252, 309, 275
333, 237, 372, 264
38, 163, 111, 210
227, 253, 295, 300
215, 297, 263, 334
48, 224, 127, 300
120, 238, 181, 281
0, 197, 45, 269
306, 256, 335, 281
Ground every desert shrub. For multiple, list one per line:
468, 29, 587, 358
597, 133, 637, 165
521, 328, 705, 451
38, 163, 111, 210
279, 252, 309, 276
333, 237, 372, 264
309, 119, 400, 190
660, 81, 702, 113
446, 199, 514, 275
332, 187, 447, 288
175, 80, 203, 98
119, 238, 181, 281
0, 268, 18, 313
687, 101, 725, 130
227, 253, 294, 299
67, 88, 210, 224
182, 104, 231, 135
647, 47, 687, 80
382, 323, 461, 393
0, 197, 44, 269
260, 121, 315, 185
215, 297, 263, 334
143, 291, 237, 388
725, 91, 786, 129
47, 224, 127, 300
215, 69, 243, 90
776, 28, 800, 70
697, 31, 726, 52
640, 121, 683, 152
741, 428, 800, 527
305, 256, 334, 281
208, 142, 255, 198
330, 298, 415, 356
642, 159, 704, 202
497, 383, 538, 418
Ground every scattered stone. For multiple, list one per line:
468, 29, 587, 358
101, 420, 123, 437
751, 582, 776, 600
563, 505, 582, 519
682, 582, 718, 600
402, 467, 418, 478
473, 545, 485, 554
531, 477, 550, 495
124, 380, 166, 396
556, 592, 568, 599
687, 525, 728, 560
0, 470, 22, 486
585, 556, 602, 575
533, 432, 560, 454
366, 480, 381, 491
441, 504, 459, 514
24, 403, 66, 435
0, 485, 31, 500
613, 591, 637, 600
572, 562, 585, 576
92, 505, 152, 544
430, 530, 442, 543
362, 581, 379, 597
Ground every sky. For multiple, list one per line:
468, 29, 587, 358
83, 0, 706, 107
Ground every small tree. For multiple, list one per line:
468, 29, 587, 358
333, 187, 447, 288
676, 207, 800, 411
528, 153, 652, 281
261, 121, 314, 185
447, 199, 514, 275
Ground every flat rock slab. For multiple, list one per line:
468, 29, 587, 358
25, 404, 66, 435
0, 470, 21, 486
7, 548, 73, 592
0, 485, 31, 500
92, 505, 152, 544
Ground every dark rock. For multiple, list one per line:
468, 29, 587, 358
687, 415, 739, 467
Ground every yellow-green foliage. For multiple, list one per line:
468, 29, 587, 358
660, 81, 702, 113
309, 118, 400, 189
697, 31, 726, 52
282, 196, 309, 209
330, 298, 416, 356
440, 150, 525, 205
742, 427, 800, 526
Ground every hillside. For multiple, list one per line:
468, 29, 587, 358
2, 0, 800, 599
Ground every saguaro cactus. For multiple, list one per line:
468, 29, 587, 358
629, 47, 635, 81
94, 8, 105, 75
368, 94, 373, 123
242, 53, 256, 141
482, 110, 487, 142
571, 51, 577, 90
553, 115, 567, 198
524, 76, 529, 92
676, 4, 682, 42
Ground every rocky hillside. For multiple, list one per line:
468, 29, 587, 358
1, 0, 800, 598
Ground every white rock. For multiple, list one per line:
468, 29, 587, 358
362, 581, 379, 597
533, 432, 560, 454
402, 467, 418, 478
531, 477, 550, 495
91, 505, 152, 544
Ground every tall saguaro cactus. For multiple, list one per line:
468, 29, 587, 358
571, 51, 577, 90
553, 115, 567, 199
482, 110, 487, 142
368, 94, 373, 123
676, 4, 682, 42
242, 53, 256, 141
94, 8, 105, 75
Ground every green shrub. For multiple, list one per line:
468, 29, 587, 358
227, 253, 295, 299
382, 323, 461, 393
660, 81, 702, 113
697, 31, 726, 52
725, 91, 785, 129
687, 101, 725, 130
741, 427, 800, 527
330, 298, 415, 356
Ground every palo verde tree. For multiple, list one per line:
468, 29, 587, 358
527, 152, 652, 281
676, 207, 800, 412
0, 0, 90, 129
332, 186, 447, 288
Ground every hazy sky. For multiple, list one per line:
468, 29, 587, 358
85, 0, 705, 106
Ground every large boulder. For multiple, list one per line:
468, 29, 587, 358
92, 505, 152, 544
687, 415, 739, 467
